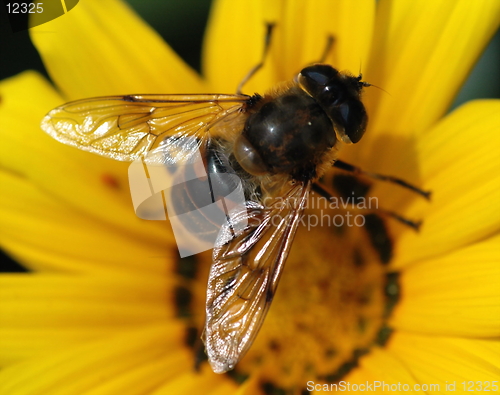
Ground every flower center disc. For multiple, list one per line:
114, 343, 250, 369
237, 210, 390, 387
175, 176, 397, 393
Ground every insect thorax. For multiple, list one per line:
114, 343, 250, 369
243, 87, 337, 181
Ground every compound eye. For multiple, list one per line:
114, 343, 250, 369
332, 99, 368, 144
298, 65, 339, 94
233, 134, 268, 176
299, 65, 348, 107
300, 65, 338, 85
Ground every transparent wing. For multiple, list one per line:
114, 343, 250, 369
41, 94, 249, 162
204, 181, 311, 373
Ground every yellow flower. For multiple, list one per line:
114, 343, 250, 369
1, 0, 499, 394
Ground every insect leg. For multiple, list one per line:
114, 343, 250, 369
236, 23, 275, 94
373, 208, 421, 231
311, 183, 422, 231
333, 160, 431, 199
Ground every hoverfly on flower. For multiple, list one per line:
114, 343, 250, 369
41, 25, 427, 374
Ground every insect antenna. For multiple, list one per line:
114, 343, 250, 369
237, 23, 275, 94
366, 82, 391, 95
356, 61, 391, 95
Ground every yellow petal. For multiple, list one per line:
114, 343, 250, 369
359, 347, 419, 389
83, 353, 192, 395
0, 274, 174, 365
0, 323, 192, 395
30, 0, 204, 99
203, 0, 375, 93
0, 327, 108, 368
202, 0, 276, 93
272, 0, 375, 79
391, 233, 500, 337
391, 100, 500, 266
150, 370, 234, 395
389, 332, 500, 388
0, 71, 172, 247
343, 347, 419, 394
363, 0, 500, 148
0, 170, 175, 273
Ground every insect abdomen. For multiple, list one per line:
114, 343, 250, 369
169, 146, 244, 244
